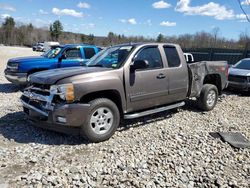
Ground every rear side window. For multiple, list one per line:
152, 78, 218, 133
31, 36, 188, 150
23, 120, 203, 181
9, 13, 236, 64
84, 48, 96, 59
135, 47, 163, 69
64, 48, 81, 59
164, 46, 181, 67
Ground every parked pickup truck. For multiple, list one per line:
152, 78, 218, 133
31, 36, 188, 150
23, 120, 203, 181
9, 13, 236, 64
5, 44, 100, 85
21, 43, 228, 142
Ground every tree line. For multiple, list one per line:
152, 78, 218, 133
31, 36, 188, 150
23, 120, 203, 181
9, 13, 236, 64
0, 17, 249, 49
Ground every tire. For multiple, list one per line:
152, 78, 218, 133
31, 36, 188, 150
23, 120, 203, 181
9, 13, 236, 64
198, 84, 218, 111
81, 98, 120, 142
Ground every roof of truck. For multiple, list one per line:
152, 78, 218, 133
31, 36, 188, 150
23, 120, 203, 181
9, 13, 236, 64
58, 44, 98, 48
111, 42, 178, 48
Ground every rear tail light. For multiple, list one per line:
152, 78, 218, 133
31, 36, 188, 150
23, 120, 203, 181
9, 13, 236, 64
225, 64, 229, 77
217, 65, 229, 77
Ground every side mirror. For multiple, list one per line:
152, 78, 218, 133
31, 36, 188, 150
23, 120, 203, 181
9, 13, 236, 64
61, 54, 67, 60
131, 60, 149, 71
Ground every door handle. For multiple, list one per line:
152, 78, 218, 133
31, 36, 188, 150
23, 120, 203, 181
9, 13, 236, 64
156, 73, 166, 79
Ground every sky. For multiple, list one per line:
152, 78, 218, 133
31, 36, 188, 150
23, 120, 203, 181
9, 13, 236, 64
0, 0, 250, 39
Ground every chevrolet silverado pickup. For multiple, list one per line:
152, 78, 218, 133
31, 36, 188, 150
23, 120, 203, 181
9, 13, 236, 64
21, 43, 228, 142
5, 44, 100, 85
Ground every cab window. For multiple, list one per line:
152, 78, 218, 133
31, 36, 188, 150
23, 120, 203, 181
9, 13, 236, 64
164, 46, 181, 67
134, 47, 163, 69
84, 48, 96, 59
64, 48, 81, 59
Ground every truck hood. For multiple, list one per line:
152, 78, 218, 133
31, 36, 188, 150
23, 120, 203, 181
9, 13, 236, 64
9, 56, 51, 63
229, 67, 250, 76
30, 66, 111, 85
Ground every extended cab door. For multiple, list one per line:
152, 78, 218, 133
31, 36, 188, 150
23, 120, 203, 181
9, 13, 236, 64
163, 45, 189, 101
59, 47, 84, 68
125, 45, 170, 112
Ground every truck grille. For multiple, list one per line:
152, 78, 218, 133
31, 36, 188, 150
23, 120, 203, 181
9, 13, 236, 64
27, 84, 51, 96
21, 84, 54, 116
21, 95, 47, 111
228, 75, 247, 83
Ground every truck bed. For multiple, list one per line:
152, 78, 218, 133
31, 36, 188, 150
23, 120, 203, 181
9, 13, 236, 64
188, 61, 228, 98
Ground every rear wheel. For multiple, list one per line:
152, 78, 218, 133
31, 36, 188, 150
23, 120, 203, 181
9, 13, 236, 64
198, 84, 218, 111
81, 98, 120, 142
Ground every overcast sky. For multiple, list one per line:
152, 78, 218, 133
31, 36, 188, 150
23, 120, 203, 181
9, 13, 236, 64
0, 0, 250, 39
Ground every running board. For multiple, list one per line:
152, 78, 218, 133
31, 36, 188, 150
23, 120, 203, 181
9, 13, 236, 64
124, 101, 185, 119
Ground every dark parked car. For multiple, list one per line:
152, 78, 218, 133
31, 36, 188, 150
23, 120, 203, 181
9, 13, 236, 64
21, 43, 228, 142
228, 58, 250, 91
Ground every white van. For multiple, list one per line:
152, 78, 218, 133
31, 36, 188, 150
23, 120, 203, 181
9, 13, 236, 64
43, 41, 60, 52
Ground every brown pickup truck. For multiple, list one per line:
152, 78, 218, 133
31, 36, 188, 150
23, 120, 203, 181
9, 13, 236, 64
21, 43, 228, 142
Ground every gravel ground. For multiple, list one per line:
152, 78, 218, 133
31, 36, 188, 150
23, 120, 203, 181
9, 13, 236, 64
0, 46, 249, 187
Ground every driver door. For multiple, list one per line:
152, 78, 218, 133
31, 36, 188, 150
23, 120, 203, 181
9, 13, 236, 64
60, 47, 84, 68
125, 45, 169, 112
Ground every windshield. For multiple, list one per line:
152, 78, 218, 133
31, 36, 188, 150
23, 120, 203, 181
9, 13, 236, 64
87, 45, 134, 69
42, 47, 62, 58
234, 59, 250, 70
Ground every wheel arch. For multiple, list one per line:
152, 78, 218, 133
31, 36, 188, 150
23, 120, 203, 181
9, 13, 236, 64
80, 90, 124, 115
203, 74, 222, 95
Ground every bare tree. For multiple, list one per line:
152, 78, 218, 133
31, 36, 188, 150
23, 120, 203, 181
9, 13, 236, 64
211, 27, 220, 47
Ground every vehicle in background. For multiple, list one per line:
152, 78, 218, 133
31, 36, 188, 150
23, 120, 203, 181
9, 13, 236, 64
21, 43, 228, 142
43, 41, 60, 52
228, 58, 250, 91
5, 44, 100, 85
184, 53, 194, 63
32, 42, 44, 51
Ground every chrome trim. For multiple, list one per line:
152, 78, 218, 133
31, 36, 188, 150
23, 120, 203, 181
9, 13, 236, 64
21, 100, 49, 117
5, 74, 27, 82
22, 89, 55, 111
23, 91, 50, 102
124, 101, 185, 119
30, 87, 50, 93
7, 65, 18, 69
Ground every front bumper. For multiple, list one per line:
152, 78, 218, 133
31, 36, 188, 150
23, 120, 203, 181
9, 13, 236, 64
21, 90, 90, 135
228, 81, 250, 91
4, 69, 27, 85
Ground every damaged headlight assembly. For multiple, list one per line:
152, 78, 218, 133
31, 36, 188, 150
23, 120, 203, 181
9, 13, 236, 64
50, 84, 75, 102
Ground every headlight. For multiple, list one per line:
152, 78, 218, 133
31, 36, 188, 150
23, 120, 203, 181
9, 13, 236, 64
7, 62, 19, 70
50, 84, 74, 102
27, 75, 31, 82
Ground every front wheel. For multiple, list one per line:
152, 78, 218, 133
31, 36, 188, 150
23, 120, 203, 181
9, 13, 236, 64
198, 84, 218, 111
81, 98, 120, 142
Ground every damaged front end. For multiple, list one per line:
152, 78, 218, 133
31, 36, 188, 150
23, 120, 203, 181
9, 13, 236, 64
20, 84, 90, 134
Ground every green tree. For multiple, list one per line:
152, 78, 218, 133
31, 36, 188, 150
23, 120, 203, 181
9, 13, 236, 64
27, 23, 34, 31
2, 17, 15, 45
49, 20, 63, 41
87, 34, 94, 44
80, 34, 86, 43
107, 32, 115, 44
156, 33, 164, 42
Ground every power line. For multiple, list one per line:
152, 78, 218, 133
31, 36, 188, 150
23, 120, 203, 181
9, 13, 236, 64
237, 0, 250, 23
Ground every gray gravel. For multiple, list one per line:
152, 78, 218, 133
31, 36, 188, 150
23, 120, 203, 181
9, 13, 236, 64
0, 46, 250, 187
